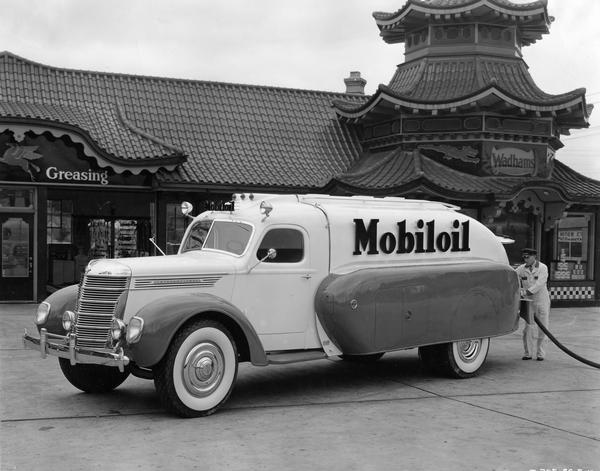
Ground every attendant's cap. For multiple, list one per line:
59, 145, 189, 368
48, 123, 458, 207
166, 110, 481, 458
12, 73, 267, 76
522, 248, 537, 256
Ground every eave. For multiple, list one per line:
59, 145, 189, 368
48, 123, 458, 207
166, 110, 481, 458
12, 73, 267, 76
333, 84, 589, 130
373, 0, 550, 46
332, 148, 600, 204
0, 100, 187, 174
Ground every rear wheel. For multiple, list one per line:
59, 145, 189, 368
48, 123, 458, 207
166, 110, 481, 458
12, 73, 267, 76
419, 338, 490, 378
59, 358, 130, 393
154, 319, 238, 417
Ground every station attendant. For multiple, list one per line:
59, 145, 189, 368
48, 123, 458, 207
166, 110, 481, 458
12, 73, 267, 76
516, 248, 551, 361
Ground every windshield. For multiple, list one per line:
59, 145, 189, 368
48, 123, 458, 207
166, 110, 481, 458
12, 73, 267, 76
181, 220, 252, 255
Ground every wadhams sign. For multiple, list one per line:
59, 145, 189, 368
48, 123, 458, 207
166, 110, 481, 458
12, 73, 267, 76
353, 218, 470, 255
490, 146, 535, 176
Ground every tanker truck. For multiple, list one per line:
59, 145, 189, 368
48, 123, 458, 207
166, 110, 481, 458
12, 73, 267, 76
24, 193, 520, 417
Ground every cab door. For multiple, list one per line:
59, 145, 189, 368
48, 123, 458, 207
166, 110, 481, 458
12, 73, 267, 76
234, 219, 329, 352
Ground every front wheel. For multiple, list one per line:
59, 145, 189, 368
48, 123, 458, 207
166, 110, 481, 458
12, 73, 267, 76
419, 338, 490, 378
154, 319, 238, 417
59, 358, 130, 393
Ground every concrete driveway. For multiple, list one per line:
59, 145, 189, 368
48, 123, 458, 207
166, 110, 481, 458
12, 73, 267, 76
1, 303, 599, 471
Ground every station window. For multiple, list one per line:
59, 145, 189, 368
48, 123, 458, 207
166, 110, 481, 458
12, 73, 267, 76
551, 213, 595, 281
0, 188, 33, 208
256, 228, 304, 263
47, 200, 73, 244
165, 203, 187, 255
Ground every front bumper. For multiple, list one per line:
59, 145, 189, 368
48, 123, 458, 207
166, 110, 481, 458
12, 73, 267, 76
23, 328, 130, 372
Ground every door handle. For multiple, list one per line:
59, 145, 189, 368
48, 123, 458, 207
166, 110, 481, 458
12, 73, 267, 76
301, 274, 312, 280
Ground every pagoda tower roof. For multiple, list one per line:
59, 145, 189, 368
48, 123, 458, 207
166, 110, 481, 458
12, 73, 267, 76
333, 0, 591, 134
333, 55, 589, 133
373, 0, 551, 46
331, 148, 600, 204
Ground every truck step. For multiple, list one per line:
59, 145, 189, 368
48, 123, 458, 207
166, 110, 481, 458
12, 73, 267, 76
266, 350, 327, 364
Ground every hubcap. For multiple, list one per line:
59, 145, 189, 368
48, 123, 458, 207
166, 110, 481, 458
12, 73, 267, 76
182, 342, 224, 397
456, 339, 481, 363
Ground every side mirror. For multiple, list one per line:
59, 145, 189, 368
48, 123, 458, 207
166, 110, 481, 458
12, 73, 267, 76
248, 248, 277, 273
181, 201, 194, 218
265, 248, 277, 260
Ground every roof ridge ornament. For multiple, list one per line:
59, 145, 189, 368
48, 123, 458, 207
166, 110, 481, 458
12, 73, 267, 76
114, 100, 186, 156
418, 144, 480, 163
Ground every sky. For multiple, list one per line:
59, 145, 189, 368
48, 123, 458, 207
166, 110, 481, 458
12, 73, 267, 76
1, 0, 599, 179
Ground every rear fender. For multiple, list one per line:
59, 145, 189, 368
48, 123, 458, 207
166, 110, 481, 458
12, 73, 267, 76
126, 294, 267, 367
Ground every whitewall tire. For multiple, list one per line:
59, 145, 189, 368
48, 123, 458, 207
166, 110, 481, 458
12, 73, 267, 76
419, 337, 490, 378
154, 319, 238, 417
445, 338, 490, 378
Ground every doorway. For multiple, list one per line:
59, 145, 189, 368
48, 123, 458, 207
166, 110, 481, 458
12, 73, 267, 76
1, 213, 34, 300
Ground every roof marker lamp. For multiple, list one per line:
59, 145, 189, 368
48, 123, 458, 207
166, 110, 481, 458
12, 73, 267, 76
62, 310, 76, 331
260, 201, 273, 218
35, 302, 51, 325
126, 317, 144, 344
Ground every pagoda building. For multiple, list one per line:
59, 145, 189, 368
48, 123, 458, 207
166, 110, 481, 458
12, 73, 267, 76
330, 0, 597, 301
0, 0, 598, 304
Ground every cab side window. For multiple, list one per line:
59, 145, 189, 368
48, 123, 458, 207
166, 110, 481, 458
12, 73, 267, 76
256, 228, 304, 263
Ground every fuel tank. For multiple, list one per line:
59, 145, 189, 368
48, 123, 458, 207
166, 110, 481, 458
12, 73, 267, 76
315, 260, 520, 355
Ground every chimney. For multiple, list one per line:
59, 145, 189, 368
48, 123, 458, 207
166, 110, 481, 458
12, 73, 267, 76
344, 71, 367, 95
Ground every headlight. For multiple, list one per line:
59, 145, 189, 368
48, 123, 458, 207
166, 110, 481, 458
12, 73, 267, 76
35, 302, 51, 325
126, 317, 144, 344
62, 310, 75, 331
111, 318, 126, 341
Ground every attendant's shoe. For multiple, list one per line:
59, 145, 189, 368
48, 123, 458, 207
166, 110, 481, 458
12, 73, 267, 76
536, 357, 544, 361
522, 356, 532, 360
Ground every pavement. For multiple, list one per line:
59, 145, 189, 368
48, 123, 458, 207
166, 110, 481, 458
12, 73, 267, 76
0, 303, 599, 471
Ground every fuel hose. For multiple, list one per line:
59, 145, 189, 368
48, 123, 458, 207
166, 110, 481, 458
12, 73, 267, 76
534, 314, 600, 369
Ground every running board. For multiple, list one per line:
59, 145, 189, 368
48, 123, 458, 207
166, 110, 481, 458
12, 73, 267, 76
266, 350, 327, 364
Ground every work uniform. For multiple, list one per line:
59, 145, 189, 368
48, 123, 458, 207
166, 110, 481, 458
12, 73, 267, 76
516, 260, 551, 359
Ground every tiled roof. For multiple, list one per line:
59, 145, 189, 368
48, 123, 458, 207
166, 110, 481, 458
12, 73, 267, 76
334, 149, 600, 203
373, 0, 547, 20
0, 52, 365, 188
333, 56, 588, 125
551, 160, 600, 203
386, 57, 583, 106
2, 51, 597, 204
373, 0, 550, 46
0, 100, 184, 171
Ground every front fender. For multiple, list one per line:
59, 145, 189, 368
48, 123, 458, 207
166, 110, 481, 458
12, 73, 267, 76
126, 293, 267, 368
37, 284, 79, 335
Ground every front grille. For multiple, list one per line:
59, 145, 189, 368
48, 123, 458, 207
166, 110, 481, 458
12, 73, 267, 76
75, 275, 129, 349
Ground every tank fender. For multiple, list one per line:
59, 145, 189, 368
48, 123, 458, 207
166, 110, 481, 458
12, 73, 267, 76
36, 284, 79, 335
315, 261, 520, 354
450, 269, 521, 339
126, 293, 267, 368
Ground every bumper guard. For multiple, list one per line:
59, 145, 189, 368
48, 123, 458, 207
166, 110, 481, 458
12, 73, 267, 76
23, 328, 130, 372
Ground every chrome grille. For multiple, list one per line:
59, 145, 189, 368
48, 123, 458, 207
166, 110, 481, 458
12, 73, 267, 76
75, 275, 129, 349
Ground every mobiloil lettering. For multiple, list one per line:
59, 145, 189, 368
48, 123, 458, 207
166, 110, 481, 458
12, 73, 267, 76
353, 218, 470, 255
